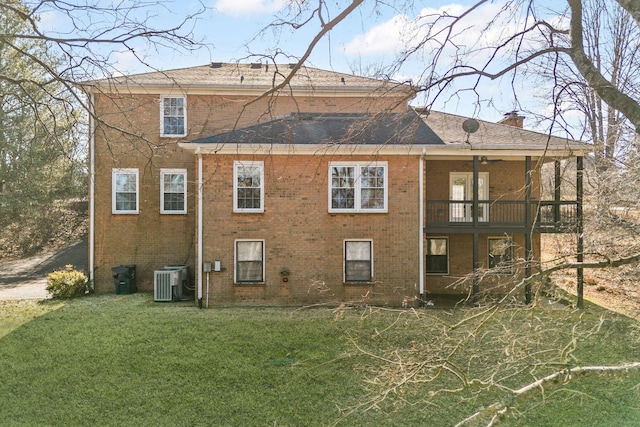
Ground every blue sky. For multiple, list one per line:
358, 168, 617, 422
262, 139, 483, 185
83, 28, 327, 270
38, 0, 572, 127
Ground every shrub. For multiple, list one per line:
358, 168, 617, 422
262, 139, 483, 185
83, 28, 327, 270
46, 265, 88, 299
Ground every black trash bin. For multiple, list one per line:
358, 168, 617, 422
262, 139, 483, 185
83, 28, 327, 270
112, 265, 137, 294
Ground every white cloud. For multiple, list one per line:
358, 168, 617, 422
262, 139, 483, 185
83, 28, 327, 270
214, 0, 287, 18
343, 1, 517, 60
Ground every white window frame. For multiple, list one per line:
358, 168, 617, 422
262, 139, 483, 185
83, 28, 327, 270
160, 169, 187, 214
112, 168, 139, 214
343, 239, 374, 283
449, 172, 489, 222
234, 239, 265, 284
160, 95, 187, 137
425, 237, 449, 275
233, 161, 264, 213
488, 236, 514, 274
329, 162, 388, 213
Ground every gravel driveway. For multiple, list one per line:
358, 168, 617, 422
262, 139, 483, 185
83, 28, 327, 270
0, 236, 88, 300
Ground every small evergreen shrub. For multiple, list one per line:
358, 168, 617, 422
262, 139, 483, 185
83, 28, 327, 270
46, 265, 88, 299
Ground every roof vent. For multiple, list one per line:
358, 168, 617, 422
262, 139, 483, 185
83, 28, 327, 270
210, 62, 222, 68
250, 63, 262, 69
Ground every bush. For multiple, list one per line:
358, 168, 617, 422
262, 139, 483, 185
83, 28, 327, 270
46, 265, 88, 299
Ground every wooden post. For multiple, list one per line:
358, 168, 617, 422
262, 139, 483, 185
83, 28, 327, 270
472, 156, 480, 299
554, 160, 561, 224
577, 156, 584, 308
525, 156, 532, 304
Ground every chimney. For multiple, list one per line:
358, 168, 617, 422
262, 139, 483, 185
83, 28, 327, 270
499, 111, 525, 128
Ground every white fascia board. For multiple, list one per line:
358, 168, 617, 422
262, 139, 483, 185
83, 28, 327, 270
424, 143, 592, 157
179, 142, 590, 158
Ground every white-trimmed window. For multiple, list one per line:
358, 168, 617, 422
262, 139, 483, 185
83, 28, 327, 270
235, 240, 264, 283
426, 237, 448, 275
112, 168, 139, 214
160, 169, 187, 214
329, 162, 388, 213
234, 161, 264, 213
488, 236, 514, 274
160, 96, 186, 137
344, 240, 373, 282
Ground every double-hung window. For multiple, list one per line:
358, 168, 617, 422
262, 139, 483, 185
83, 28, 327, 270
160, 169, 187, 214
329, 162, 387, 213
235, 240, 264, 283
234, 161, 264, 213
161, 96, 186, 137
344, 240, 373, 282
488, 236, 514, 274
426, 237, 448, 274
112, 169, 139, 214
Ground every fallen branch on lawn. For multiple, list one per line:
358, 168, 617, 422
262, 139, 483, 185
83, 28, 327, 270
455, 361, 640, 427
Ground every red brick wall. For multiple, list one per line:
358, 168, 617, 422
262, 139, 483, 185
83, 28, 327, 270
91, 91, 408, 294
199, 154, 422, 306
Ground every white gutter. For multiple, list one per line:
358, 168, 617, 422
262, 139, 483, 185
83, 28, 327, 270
88, 92, 95, 289
419, 148, 425, 299
197, 147, 204, 306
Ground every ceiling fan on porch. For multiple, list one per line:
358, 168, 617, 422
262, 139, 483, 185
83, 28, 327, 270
479, 156, 503, 164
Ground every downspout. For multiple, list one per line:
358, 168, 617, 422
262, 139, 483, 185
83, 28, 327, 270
418, 148, 426, 303
197, 147, 204, 308
88, 92, 95, 290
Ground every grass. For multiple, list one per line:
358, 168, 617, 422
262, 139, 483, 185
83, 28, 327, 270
1, 294, 639, 426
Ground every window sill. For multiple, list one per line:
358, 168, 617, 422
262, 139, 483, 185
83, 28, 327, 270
343, 281, 374, 286
234, 282, 265, 286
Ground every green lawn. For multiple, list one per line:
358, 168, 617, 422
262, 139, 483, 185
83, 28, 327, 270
1, 294, 639, 426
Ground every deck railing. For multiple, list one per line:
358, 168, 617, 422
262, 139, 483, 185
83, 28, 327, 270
425, 200, 578, 232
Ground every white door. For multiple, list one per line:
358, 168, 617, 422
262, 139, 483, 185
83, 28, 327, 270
449, 173, 488, 222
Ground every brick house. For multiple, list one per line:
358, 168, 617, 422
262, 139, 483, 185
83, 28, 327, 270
83, 63, 588, 306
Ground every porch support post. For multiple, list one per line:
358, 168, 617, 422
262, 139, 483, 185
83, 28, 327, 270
577, 156, 584, 308
525, 156, 532, 304
472, 156, 480, 298
554, 160, 561, 223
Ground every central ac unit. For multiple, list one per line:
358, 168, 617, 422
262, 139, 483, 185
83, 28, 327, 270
154, 269, 180, 302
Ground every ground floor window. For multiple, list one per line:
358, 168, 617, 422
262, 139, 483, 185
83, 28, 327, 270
235, 240, 264, 283
488, 236, 514, 274
344, 240, 373, 282
426, 237, 448, 274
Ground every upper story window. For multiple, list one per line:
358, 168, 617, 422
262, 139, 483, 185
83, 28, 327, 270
160, 169, 187, 214
344, 240, 373, 283
160, 96, 186, 137
329, 162, 388, 213
112, 168, 138, 214
234, 161, 264, 213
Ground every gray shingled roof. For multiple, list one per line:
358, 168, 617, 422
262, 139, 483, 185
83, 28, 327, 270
187, 111, 444, 146
85, 62, 408, 93
422, 110, 584, 150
